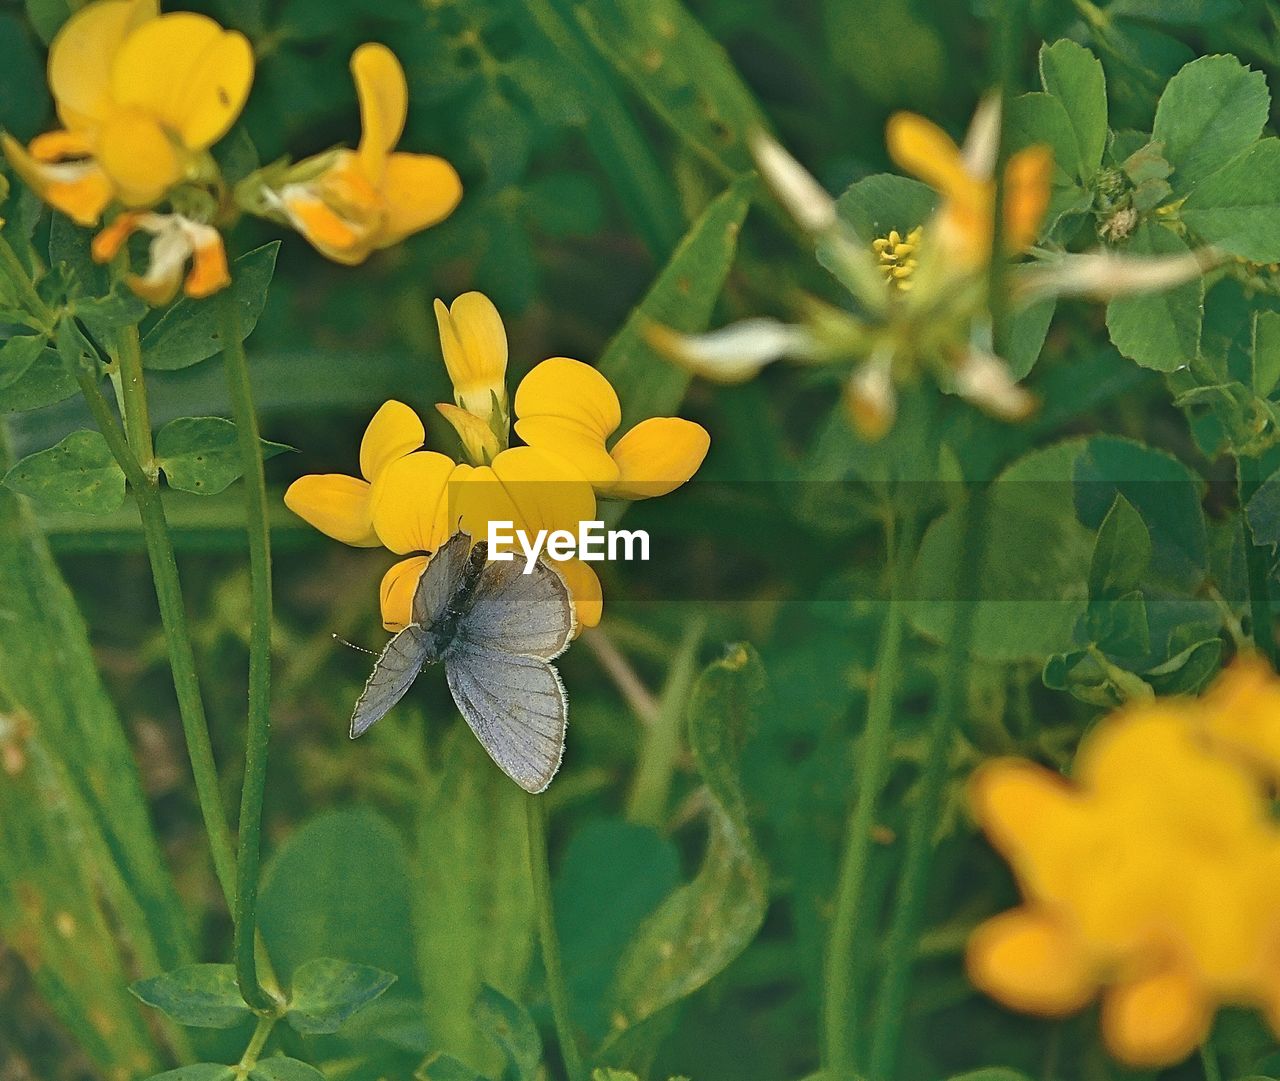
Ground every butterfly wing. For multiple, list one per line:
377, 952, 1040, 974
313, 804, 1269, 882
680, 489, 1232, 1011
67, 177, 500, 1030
350, 626, 431, 738
412, 529, 475, 626
460, 556, 575, 660
445, 642, 567, 793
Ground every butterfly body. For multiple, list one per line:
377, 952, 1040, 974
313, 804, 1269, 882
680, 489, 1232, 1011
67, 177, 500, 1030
350, 531, 574, 793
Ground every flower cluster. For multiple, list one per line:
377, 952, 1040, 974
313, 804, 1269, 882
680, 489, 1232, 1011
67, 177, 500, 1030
284, 292, 709, 632
2, 0, 460, 306
968, 654, 1280, 1068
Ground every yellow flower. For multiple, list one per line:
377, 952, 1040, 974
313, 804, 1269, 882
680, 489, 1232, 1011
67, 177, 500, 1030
886, 105, 1052, 272
91, 210, 230, 304
433, 292, 509, 464
268, 44, 462, 265
1, 0, 253, 224
967, 659, 1280, 1069
514, 357, 710, 499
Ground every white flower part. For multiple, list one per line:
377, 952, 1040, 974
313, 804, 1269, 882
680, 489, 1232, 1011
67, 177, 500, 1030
749, 131, 838, 235
648, 318, 817, 384
962, 94, 1001, 181
1015, 248, 1217, 302
953, 347, 1035, 421
127, 214, 225, 304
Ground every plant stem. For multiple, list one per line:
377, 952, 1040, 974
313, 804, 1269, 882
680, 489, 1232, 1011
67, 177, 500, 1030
73, 366, 239, 908
822, 511, 917, 1079
626, 614, 705, 826
1199, 1041, 1222, 1081
867, 488, 988, 1080
221, 291, 279, 1014
235, 1014, 276, 1078
525, 794, 585, 1081
1237, 453, 1277, 666
114, 325, 156, 475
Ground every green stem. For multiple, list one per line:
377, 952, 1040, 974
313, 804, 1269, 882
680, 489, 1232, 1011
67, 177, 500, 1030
1238, 454, 1277, 667
625, 614, 705, 827
221, 291, 279, 1014
867, 488, 988, 1081
114, 325, 156, 475
525, 794, 585, 1081
74, 366, 239, 908
822, 510, 917, 1079
235, 1014, 276, 1078
1199, 1041, 1222, 1081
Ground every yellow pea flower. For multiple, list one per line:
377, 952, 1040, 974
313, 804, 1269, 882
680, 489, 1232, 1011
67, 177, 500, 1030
886, 104, 1052, 272
513, 357, 710, 499
265, 44, 462, 265
1, 0, 253, 224
433, 292, 509, 464
967, 659, 1280, 1069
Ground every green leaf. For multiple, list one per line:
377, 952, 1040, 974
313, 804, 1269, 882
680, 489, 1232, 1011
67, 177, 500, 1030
258, 808, 418, 987
568, 0, 768, 174
0, 14, 50, 141
554, 818, 679, 1041
130, 963, 253, 1029
1180, 139, 1280, 261
1246, 467, 1280, 548
412, 731, 535, 1071
141, 243, 279, 370
415, 1055, 490, 1081
0, 334, 51, 390
1088, 494, 1151, 598
142, 1068, 236, 1081
1108, 0, 1241, 23
3, 431, 126, 515
1005, 92, 1080, 187
1039, 39, 1108, 176
598, 177, 752, 432
285, 957, 396, 1035
1152, 54, 1270, 193
154, 416, 290, 495
0, 344, 78, 412
1254, 311, 1280, 398
472, 986, 540, 1081
1144, 637, 1222, 695
24, 0, 72, 42
74, 287, 149, 338
1105, 222, 1202, 371
248, 1058, 326, 1081
609, 645, 768, 1033
1086, 591, 1151, 657
831, 173, 937, 245
999, 297, 1056, 380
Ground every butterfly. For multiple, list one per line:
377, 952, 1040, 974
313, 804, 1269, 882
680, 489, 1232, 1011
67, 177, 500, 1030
350, 530, 575, 793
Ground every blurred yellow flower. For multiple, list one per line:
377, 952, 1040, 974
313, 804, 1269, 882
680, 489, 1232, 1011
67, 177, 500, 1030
1, 0, 252, 224
268, 44, 462, 264
967, 658, 1280, 1068
91, 210, 229, 304
886, 105, 1052, 272
285, 295, 710, 633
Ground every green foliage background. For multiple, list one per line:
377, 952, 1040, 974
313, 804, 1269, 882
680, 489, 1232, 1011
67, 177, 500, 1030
7, 0, 1280, 1080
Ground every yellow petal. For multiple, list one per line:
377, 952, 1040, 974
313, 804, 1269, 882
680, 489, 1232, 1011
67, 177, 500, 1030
605, 417, 709, 500
513, 415, 620, 488
183, 224, 231, 299
283, 474, 379, 547
449, 462, 522, 544
377, 152, 463, 246
1, 133, 113, 226
1003, 144, 1052, 253
490, 446, 597, 537
436, 402, 501, 466
434, 292, 508, 403
380, 555, 429, 632
514, 356, 621, 441
1201, 652, 1280, 782
1101, 964, 1210, 1068
885, 112, 973, 203
359, 400, 425, 482
553, 556, 602, 631
966, 907, 1096, 1016
49, 0, 157, 130
111, 13, 254, 150
369, 450, 456, 555
91, 210, 144, 263
97, 109, 182, 206
352, 43, 407, 184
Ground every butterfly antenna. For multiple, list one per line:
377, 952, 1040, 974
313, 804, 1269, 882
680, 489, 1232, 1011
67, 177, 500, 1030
331, 633, 377, 656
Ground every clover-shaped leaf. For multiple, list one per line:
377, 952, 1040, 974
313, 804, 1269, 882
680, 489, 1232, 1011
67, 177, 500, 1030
3, 430, 125, 514
248, 1057, 325, 1081
284, 957, 396, 1035
155, 417, 291, 495
130, 964, 253, 1029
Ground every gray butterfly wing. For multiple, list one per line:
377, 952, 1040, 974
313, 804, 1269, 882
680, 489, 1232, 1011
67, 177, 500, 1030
412, 529, 474, 625
350, 626, 431, 738
445, 643, 567, 793
460, 557, 574, 660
